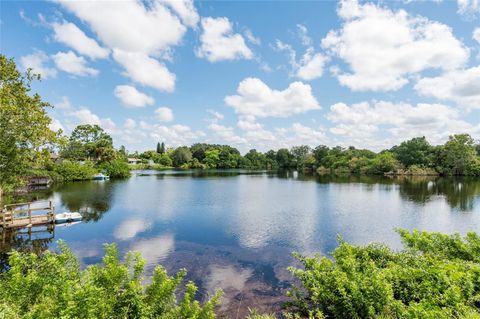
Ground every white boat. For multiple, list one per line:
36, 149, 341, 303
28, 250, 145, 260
55, 212, 82, 224
93, 173, 110, 180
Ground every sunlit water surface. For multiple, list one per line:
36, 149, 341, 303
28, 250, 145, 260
2, 170, 480, 316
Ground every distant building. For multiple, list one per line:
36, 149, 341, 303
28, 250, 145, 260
50, 153, 60, 162
128, 158, 141, 164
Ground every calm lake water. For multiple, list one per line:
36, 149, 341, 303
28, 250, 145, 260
2, 170, 480, 316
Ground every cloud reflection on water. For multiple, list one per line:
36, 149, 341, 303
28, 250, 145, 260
130, 233, 175, 267
114, 218, 151, 240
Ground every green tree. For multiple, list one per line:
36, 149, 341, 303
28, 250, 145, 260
391, 136, 433, 168
244, 149, 267, 169
204, 149, 220, 168
160, 142, 165, 154
441, 134, 478, 175
62, 124, 115, 162
291, 145, 311, 169
119, 145, 127, 157
217, 146, 241, 168
156, 142, 166, 154
172, 146, 192, 167
0, 55, 60, 194
313, 145, 330, 167
158, 153, 173, 166
265, 150, 278, 170
276, 148, 293, 169
140, 150, 159, 161
367, 151, 400, 174
190, 143, 211, 162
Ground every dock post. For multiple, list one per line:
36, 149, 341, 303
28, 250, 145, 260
50, 201, 55, 223
28, 203, 32, 226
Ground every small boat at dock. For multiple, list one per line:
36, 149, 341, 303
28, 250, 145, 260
93, 173, 110, 180
55, 212, 82, 224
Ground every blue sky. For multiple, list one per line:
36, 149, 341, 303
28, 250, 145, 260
1, 0, 480, 153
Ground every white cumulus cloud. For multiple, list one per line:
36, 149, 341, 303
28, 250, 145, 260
155, 107, 174, 122
327, 100, 477, 146
70, 108, 116, 133
20, 50, 57, 79
57, 0, 199, 92
208, 123, 247, 145
114, 85, 154, 108
113, 50, 175, 92
142, 122, 205, 147
159, 0, 199, 27
196, 17, 253, 62
296, 49, 328, 81
415, 66, 480, 109
225, 77, 320, 118
52, 51, 99, 76
57, 0, 189, 56
51, 20, 109, 59
276, 25, 327, 81
474, 28, 480, 43
321, 0, 469, 91
457, 0, 479, 18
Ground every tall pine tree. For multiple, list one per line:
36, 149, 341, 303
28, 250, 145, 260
160, 142, 165, 154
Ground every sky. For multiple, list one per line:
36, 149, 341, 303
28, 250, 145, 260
1, 0, 480, 153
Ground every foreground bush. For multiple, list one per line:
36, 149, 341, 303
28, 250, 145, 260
0, 242, 221, 319
2, 231, 479, 318
287, 230, 480, 319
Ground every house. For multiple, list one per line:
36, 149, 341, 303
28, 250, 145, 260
50, 153, 60, 162
128, 158, 141, 165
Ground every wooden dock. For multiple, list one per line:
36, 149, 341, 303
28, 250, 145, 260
1, 201, 55, 229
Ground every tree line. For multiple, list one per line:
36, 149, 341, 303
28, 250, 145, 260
133, 134, 480, 177
1, 53, 480, 196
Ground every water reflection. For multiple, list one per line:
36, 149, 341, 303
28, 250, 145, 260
205, 264, 253, 294
114, 218, 152, 240
129, 234, 175, 267
53, 180, 116, 222
0, 226, 54, 271
386, 176, 480, 211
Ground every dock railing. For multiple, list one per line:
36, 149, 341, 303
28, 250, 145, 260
1, 201, 55, 229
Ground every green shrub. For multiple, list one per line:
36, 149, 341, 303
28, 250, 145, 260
286, 230, 480, 319
157, 153, 173, 166
466, 160, 480, 176
405, 165, 438, 176
0, 242, 221, 319
25, 168, 64, 182
98, 159, 131, 178
53, 160, 96, 181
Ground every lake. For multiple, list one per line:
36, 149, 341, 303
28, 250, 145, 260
2, 170, 480, 316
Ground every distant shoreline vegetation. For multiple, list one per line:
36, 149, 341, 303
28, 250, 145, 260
22, 129, 480, 189
1, 54, 480, 196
